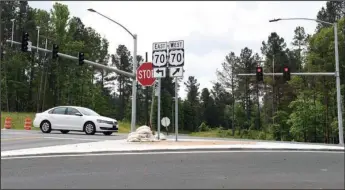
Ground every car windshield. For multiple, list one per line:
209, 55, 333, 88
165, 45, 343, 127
78, 108, 100, 116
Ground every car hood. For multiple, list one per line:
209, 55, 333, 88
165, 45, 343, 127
96, 116, 117, 122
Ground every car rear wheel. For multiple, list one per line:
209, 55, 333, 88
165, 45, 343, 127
60, 130, 70, 134
84, 122, 96, 135
40, 121, 52, 133
103, 131, 113, 136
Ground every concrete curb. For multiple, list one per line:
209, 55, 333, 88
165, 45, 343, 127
1, 147, 344, 158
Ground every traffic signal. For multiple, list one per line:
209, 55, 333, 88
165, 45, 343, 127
52, 44, 59, 60
283, 66, 291, 81
78, 52, 84, 65
21, 32, 29, 52
256, 66, 263, 82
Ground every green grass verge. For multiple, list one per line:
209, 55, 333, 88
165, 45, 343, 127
1, 112, 36, 130
1, 112, 131, 133
190, 128, 275, 141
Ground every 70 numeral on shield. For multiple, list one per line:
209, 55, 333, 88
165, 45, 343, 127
170, 53, 182, 63
154, 54, 165, 65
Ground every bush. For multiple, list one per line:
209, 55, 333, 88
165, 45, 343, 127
198, 122, 210, 132
257, 131, 267, 140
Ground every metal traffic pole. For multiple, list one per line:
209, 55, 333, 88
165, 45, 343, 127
87, 8, 138, 133
6, 40, 135, 78
11, 19, 15, 47
333, 23, 344, 145
269, 17, 343, 145
0, 6, 3, 125
130, 34, 138, 133
237, 72, 336, 76
36, 26, 40, 54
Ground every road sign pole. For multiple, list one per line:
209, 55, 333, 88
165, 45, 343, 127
175, 77, 178, 141
145, 52, 149, 125
167, 40, 184, 141
152, 42, 168, 140
157, 78, 161, 140
149, 81, 155, 129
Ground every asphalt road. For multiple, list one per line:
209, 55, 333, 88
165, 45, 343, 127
1, 129, 127, 151
1, 151, 344, 189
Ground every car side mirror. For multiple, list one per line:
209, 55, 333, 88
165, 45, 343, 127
75, 112, 82, 116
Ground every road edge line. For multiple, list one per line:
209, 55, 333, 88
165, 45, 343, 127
1, 147, 344, 158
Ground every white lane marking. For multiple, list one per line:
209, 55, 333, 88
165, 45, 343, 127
1, 150, 343, 160
43, 137, 101, 141
1, 136, 42, 141
1, 135, 106, 141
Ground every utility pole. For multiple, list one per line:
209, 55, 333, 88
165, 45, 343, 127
35, 26, 40, 113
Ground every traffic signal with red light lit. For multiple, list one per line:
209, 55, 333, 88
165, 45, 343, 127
256, 66, 263, 82
283, 66, 291, 81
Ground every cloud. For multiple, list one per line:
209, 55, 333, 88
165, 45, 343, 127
28, 1, 326, 99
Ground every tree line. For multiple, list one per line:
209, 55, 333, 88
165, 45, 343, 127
0, 1, 344, 143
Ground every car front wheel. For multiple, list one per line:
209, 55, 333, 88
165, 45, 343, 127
103, 131, 113, 136
84, 122, 96, 135
40, 121, 52, 133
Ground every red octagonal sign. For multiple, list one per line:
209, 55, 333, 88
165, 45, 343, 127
137, 62, 155, 86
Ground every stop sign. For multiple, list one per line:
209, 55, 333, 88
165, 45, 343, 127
136, 62, 155, 86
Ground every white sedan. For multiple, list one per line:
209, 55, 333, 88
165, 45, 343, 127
33, 106, 119, 136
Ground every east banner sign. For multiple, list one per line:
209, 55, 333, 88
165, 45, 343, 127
136, 62, 155, 86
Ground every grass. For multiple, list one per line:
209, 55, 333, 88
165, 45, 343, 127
190, 128, 275, 141
1, 112, 36, 130
1, 112, 132, 133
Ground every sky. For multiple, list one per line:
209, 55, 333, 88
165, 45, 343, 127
28, 1, 326, 99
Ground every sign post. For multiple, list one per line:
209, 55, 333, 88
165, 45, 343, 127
161, 117, 171, 136
168, 40, 184, 142
152, 40, 184, 141
152, 42, 168, 140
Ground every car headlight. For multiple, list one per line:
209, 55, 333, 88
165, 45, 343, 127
97, 119, 111, 124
